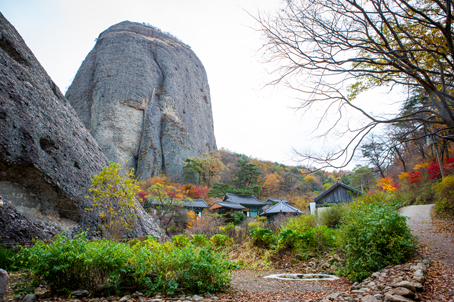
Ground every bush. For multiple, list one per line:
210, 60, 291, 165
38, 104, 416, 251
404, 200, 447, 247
210, 234, 232, 248
135, 242, 231, 294
23, 232, 99, 292
281, 214, 316, 233
338, 202, 417, 282
248, 216, 268, 228
277, 229, 304, 250
191, 234, 209, 247
0, 246, 22, 271
300, 225, 337, 252
434, 175, 454, 217
318, 204, 349, 228
250, 228, 276, 248
20, 232, 231, 295
171, 234, 191, 247
231, 211, 247, 225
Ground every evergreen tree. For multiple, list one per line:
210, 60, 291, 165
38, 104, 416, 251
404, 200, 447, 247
233, 158, 262, 189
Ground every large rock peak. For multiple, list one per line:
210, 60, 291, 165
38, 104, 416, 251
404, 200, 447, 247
66, 21, 217, 180
0, 14, 165, 241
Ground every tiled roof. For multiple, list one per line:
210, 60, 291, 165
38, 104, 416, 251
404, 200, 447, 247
267, 198, 289, 203
223, 193, 267, 206
182, 199, 209, 208
147, 199, 209, 208
260, 201, 303, 216
213, 201, 246, 210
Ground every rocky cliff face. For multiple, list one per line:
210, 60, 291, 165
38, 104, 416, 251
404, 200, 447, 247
66, 21, 217, 180
0, 14, 165, 241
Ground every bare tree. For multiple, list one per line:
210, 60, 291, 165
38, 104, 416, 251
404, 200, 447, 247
360, 135, 393, 178
256, 0, 454, 168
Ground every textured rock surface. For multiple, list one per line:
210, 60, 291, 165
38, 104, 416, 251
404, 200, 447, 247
0, 201, 60, 243
0, 13, 164, 240
66, 21, 217, 180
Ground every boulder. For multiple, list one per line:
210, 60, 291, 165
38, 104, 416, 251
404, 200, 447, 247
0, 13, 164, 240
66, 21, 217, 180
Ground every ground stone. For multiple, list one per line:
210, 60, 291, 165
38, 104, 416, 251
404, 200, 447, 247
0, 270, 7, 302
361, 295, 379, 302
71, 290, 89, 298
394, 281, 415, 292
384, 293, 413, 302
21, 294, 36, 302
392, 287, 414, 298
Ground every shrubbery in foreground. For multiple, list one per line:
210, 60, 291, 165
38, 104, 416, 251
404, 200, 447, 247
17, 232, 230, 295
338, 202, 417, 281
434, 175, 454, 217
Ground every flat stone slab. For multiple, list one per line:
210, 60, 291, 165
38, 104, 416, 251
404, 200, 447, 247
263, 273, 340, 281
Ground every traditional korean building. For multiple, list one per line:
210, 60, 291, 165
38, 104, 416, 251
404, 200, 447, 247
210, 193, 268, 217
145, 198, 209, 217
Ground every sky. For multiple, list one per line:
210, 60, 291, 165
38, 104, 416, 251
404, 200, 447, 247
0, 0, 400, 170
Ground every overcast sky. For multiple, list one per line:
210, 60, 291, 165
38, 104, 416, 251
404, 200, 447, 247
1, 0, 400, 170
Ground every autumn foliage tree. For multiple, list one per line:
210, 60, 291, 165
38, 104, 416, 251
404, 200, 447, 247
85, 162, 141, 239
146, 179, 188, 236
182, 151, 225, 186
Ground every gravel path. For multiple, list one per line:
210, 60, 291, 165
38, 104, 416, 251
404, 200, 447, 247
400, 204, 454, 269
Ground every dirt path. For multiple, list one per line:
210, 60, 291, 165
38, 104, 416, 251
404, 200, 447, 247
218, 269, 351, 301
401, 204, 454, 269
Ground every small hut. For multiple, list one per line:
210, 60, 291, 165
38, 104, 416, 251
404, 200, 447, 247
260, 200, 302, 222
310, 181, 362, 214
182, 199, 209, 217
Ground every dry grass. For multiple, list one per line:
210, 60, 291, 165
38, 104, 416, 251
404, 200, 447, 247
226, 242, 274, 270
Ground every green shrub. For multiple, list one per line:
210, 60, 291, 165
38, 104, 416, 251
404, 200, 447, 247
319, 204, 349, 228
281, 214, 316, 233
248, 216, 268, 228
210, 234, 232, 248
171, 234, 191, 247
434, 175, 454, 217
277, 229, 304, 250
20, 232, 231, 295
301, 225, 337, 252
338, 203, 417, 282
218, 222, 236, 234
135, 243, 231, 294
0, 246, 22, 271
23, 232, 96, 292
232, 211, 247, 225
191, 234, 209, 247
250, 228, 276, 248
